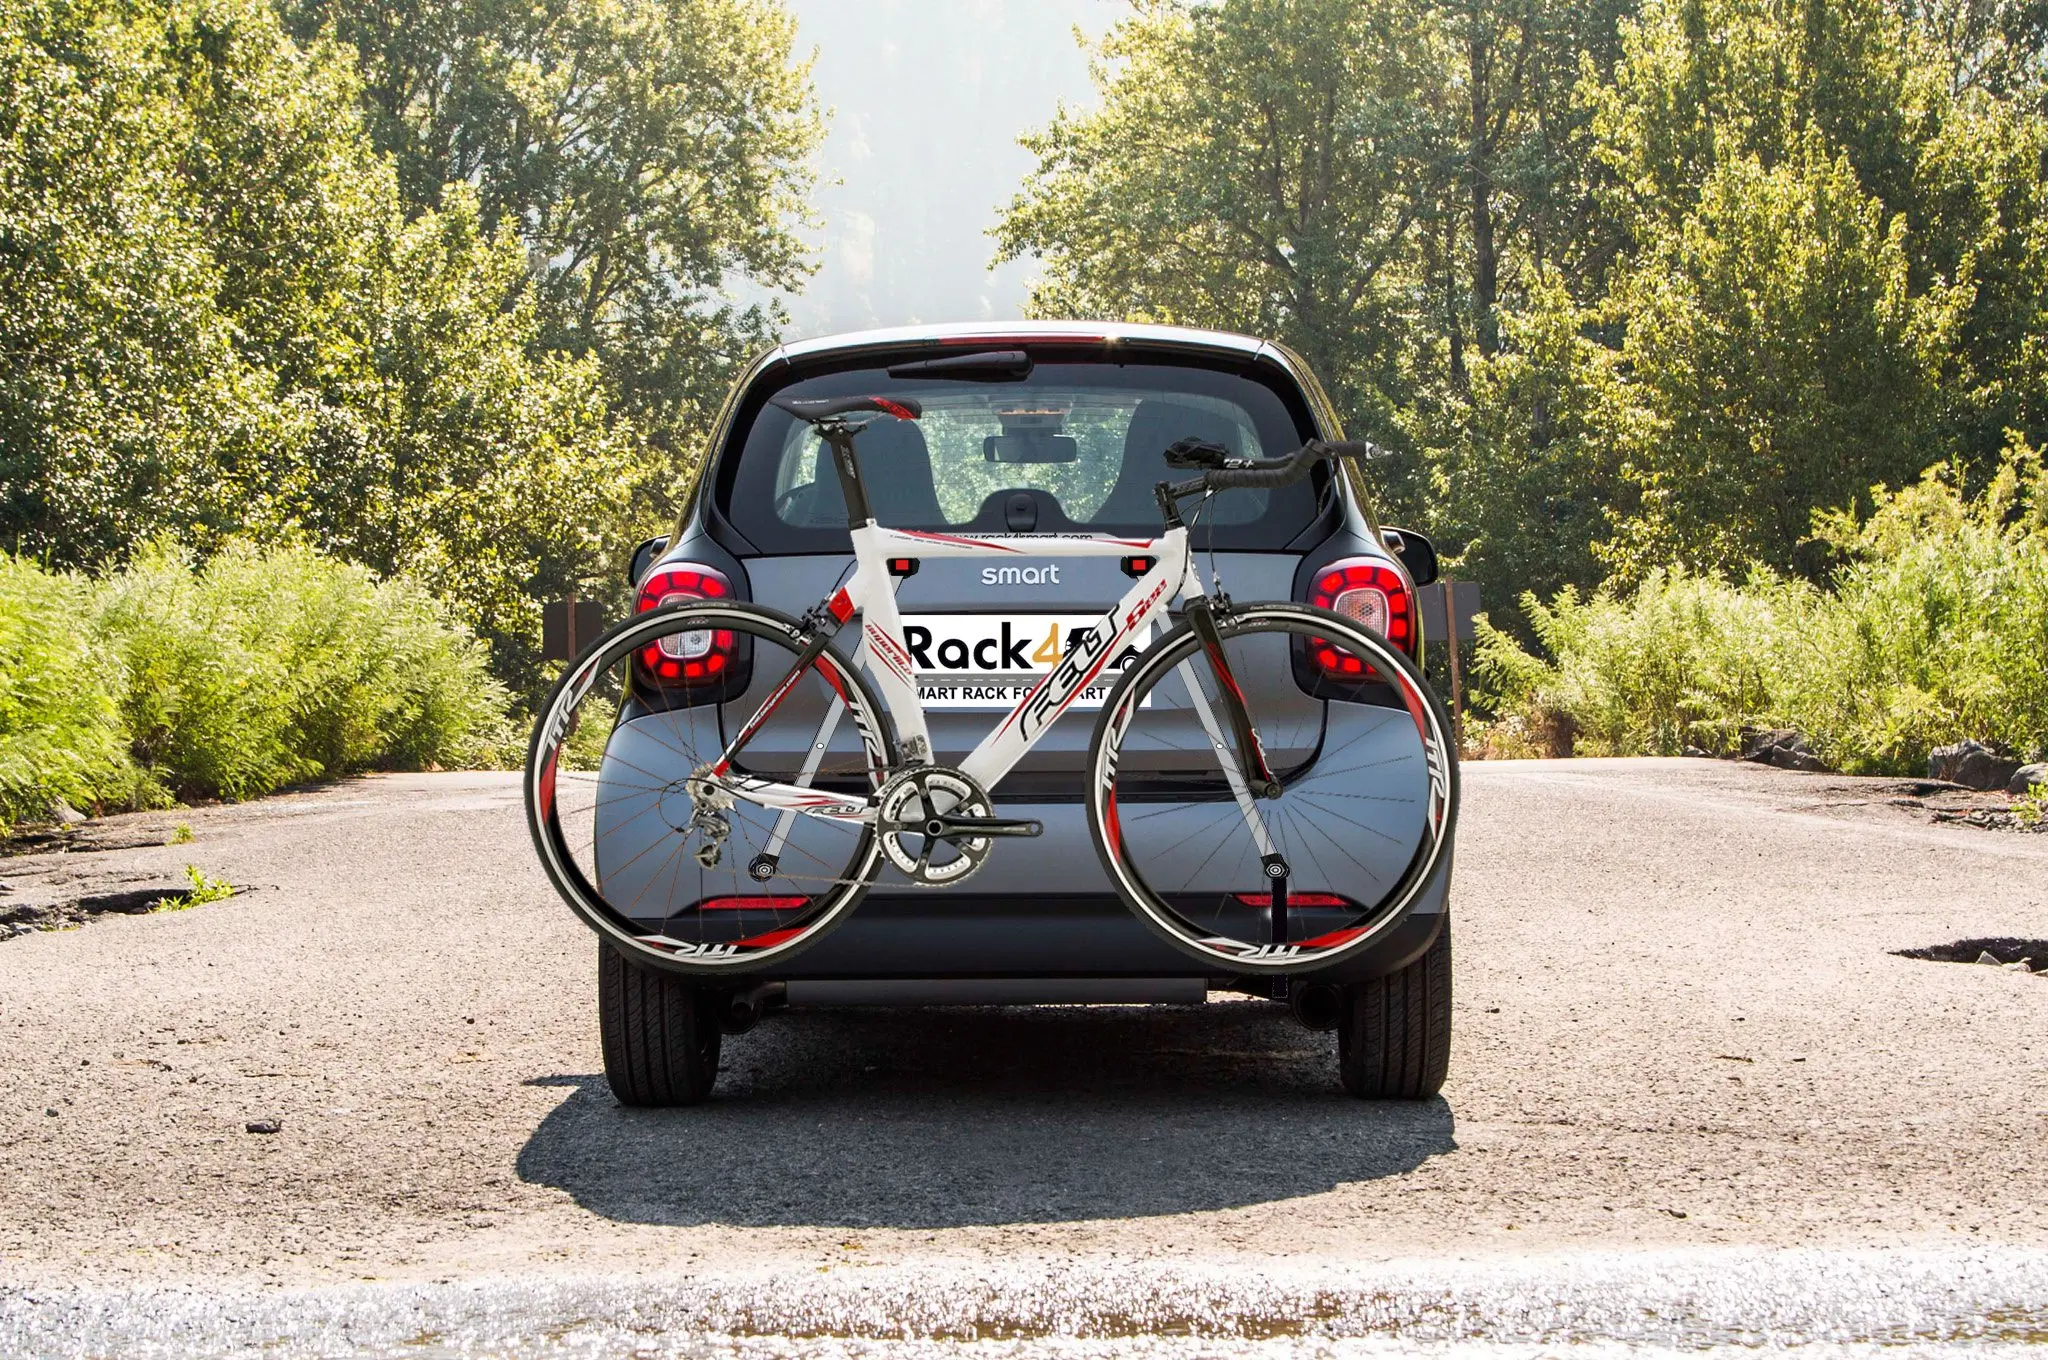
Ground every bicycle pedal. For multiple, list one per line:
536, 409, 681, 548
932, 815, 1042, 839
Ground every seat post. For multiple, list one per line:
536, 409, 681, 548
821, 424, 874, 529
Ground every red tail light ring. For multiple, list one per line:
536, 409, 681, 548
1306, 558, 1414, 679
635, 564, 736, 685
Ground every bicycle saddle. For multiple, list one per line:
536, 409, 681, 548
771, 394, 923, 422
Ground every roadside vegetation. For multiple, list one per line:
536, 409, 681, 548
0, 545, 510, 834
0, 0, 818, 828
1471, 451, 2048, 772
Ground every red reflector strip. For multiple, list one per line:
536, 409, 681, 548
827, 588, 855, 623
696, 896, 807, 912
1232, 892, 1349, 908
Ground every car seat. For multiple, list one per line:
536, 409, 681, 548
786, 418, 946, 528
1092, 399, 1246, 526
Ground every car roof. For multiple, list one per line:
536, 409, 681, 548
773, 320, 1270, 364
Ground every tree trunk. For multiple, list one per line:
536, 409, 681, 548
1444, 212, 1466, 385
1468, 32, 1500, 358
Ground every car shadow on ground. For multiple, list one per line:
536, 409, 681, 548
515, 1000, 1455, 1228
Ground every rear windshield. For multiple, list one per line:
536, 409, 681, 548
716, 359, 1327, 551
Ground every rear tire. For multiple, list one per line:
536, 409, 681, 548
598, 941, 722, 1107
1338, 915, 1451, 1099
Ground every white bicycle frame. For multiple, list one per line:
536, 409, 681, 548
718, 519, 1209, 824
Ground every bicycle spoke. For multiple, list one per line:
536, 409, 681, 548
1089, 606, 1453, 971
526, 603, 889, 971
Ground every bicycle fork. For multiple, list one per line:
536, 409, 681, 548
1180, 596, 1291, 943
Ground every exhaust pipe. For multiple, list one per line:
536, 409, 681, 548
1289, 982, 1343, 1032
720, 981, 784, 1035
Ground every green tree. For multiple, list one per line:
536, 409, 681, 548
1420, 280, 1628, 610
0, 0, 651, 692
283, 0, 823, 453
1598, 139, 1966, 574
1588, 0, 2048, 571
994, 0, 1638, 554
994, 0, 1452, 477
0, 0, 268, 562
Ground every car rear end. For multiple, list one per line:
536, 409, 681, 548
640, 322, 1451, 993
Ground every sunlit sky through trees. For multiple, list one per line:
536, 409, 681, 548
767, 0, 1119, 338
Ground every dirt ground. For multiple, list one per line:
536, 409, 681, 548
0, 759, 2043, 1306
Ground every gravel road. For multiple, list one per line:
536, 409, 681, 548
1, 759, 2044, 1354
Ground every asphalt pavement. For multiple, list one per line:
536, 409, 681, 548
1, 760, 2044, 1355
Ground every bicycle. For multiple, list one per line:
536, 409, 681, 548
526, 393, 1457, 976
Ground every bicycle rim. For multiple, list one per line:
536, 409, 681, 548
525, 602, 894, 974
1087, 604, 1455, 973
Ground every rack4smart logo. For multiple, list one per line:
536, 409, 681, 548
899, 614, 1147, 710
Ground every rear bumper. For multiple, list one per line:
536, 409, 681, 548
754, 806, 1452, 986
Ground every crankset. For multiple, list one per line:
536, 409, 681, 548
876, 766, 1019, 887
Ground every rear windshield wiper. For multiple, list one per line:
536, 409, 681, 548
885, 349, 1032, 381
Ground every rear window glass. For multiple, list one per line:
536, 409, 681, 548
717, 359, 1326, 550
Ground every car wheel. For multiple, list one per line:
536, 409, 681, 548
1338, 915, 1451, 1099
598, 941, 722, 1107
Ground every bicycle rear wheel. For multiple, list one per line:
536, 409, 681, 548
1085, 603, 1455, 973
526, 602, 895, 974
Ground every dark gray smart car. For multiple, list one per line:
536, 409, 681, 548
598, 321, 1454, 1103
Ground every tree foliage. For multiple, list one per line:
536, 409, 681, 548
0, 0, 815, 696
994, 0, 1449, 477
997, 0, 2048, 617
283, 0, 821, 447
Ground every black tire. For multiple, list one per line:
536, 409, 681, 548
598, 941, 723, 1106
527, 600, 896, 976
1085, 602, 1457, 974
1338, 915, 1451, 1099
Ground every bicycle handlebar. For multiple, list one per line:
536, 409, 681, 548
1160, 438, 1384, 503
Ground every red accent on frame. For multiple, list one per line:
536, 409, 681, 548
827, 588, 855, 623
892, 528, 1024, 553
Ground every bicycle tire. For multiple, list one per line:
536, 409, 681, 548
1085, 602, 1457, 974
525, 601, 896, 976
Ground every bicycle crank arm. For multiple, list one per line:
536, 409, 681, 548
928, 814, 1043, 839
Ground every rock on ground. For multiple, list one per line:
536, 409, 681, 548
1930, 738, 2022, 791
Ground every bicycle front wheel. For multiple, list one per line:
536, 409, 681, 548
1086, 603, 1455, 973
526, 601, 895, 974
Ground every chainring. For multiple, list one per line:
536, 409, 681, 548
876, 766, 995, 887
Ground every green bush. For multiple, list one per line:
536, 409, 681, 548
0, 559, 149, 829
0, 542, 512, 828
1476, 450, 2048, 773
1473, 569, 1797, 758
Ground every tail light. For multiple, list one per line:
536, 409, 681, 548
1305, 557, 1414, 679
635, 564, 735, 685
